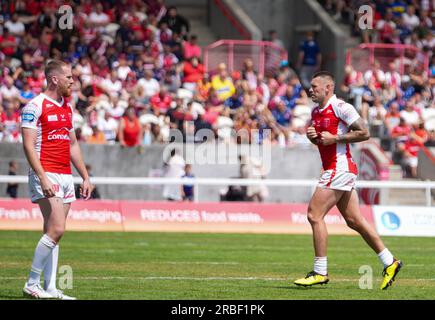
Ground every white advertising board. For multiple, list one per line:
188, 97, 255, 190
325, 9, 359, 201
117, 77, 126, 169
374, 206, 435, 237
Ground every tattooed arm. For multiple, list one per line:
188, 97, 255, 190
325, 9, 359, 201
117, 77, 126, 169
320, 118, 370, 145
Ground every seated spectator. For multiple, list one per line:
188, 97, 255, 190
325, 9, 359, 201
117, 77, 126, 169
211, 63, 236, 102
0, 76, 20, 103
87, 126, 107, 144
136, 69, 160, 101
4, 13, 25, 39
88, 3, 110, 34
0, 99, 21, 142
384, 102, 401, 134
376, 9, 396, 43
400, 99, 421, 126
399, 135, 422, 178
19, 81, 36, 105
0, 28, 18, 57
150, 86, 173, 114
101, 69, 123, 99
272, 100, 292, 127
160, 44, 179, 71
183, 34, 201, 60
97, 111, 118, 144
224, 91, 243, 111
391, 117, 412, 144
182, 57, 205, 91
402, 5, 420, 31
195, 74, 211, 102
156, 21, 173, 45
242, 58, 257, 90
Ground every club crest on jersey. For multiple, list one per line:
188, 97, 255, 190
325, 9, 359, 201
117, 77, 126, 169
48, 115, 58, 122
321, 119, 331, 128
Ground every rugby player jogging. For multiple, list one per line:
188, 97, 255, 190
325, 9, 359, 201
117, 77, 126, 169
294, 71, 402, 290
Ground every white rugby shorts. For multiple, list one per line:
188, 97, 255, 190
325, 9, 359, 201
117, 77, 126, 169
318, 169, 357, 191
29, 172, 76, 204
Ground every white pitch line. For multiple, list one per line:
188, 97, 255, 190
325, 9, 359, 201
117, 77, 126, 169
1, 276, 435, 282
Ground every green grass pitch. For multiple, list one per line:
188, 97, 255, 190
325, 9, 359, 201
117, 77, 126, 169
1, 230, 434, 300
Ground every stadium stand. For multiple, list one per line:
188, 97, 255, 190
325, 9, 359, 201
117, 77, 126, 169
0, 0, 310, 150
0, 0, 433, 182
319, 0, 434, 178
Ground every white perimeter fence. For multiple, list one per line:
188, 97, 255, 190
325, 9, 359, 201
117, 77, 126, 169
1, 176, 434, 206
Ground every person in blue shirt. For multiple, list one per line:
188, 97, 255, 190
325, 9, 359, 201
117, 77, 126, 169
272, 100, 292, 127
387, 0, 407, 18
297, 31, 322, 89
224, 92, 243, 110
182, 164, 195, 201
280, 85, 301, 110
19, 82, 36, 105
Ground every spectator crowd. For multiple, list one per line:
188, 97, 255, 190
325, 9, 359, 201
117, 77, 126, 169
320, 0, 434, 177
0, 0, 311, 150
1, 0, 434, 180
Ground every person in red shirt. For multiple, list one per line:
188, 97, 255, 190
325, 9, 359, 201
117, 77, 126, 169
183, 34, 201, 60
0, 28, 18, 56
182, 57, 205, 91
295, 71, 401, 289
21, 60, 92, 300
400, 135, 422, 178
150, 87, 173, 114
391, 117, 412, 144
27, 68, 45, 95
0, 100, 21, 141
118, 106, 142, 147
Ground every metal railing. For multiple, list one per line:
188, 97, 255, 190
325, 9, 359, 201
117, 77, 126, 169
204, 39, 288, 76
346, 43, 430, 75
1, 176, 434, 206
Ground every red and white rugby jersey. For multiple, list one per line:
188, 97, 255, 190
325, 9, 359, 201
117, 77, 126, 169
311, 94, 360, 174
21, 93, 74, 174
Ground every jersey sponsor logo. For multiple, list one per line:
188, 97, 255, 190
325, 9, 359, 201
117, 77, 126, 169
47, 128, 71, 141
48, 115, 58, 122
46, 103, 54, 108
21, 113, 36, 122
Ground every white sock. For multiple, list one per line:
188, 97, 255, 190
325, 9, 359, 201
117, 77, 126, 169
27, 234, 57, 287
43, 245, 59, 292
378, 248, 394, 268
314, 256, 328, 276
